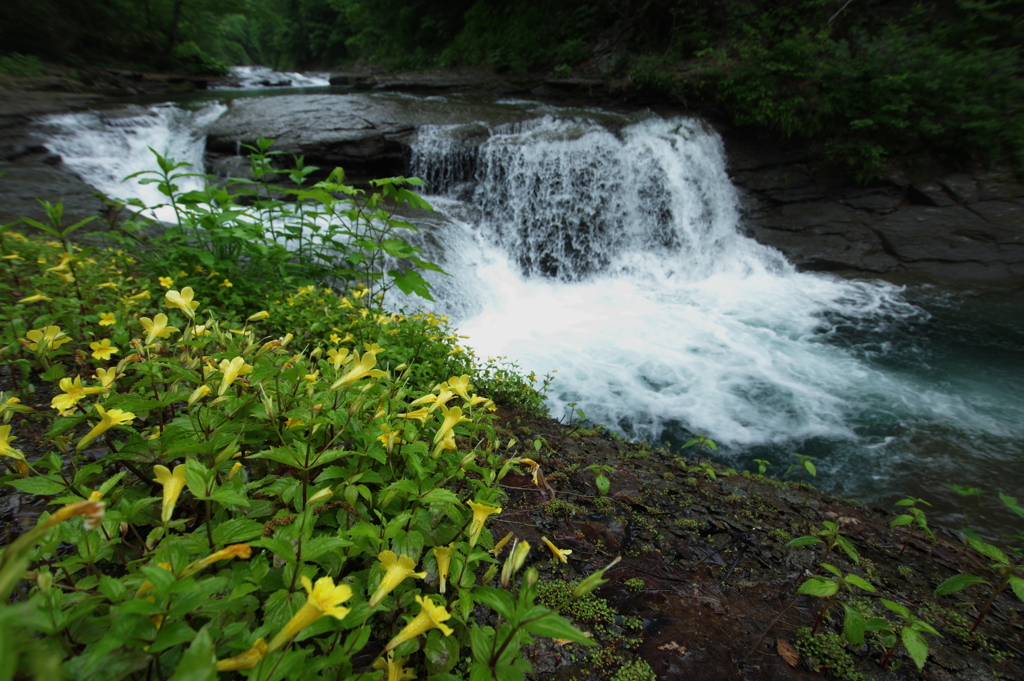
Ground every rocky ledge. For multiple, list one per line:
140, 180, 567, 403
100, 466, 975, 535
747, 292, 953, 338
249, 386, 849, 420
723, 129, 1024, 290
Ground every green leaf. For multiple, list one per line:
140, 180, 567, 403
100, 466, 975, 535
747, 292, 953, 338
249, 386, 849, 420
845, 574, 876, 593
149, 622, 198, 654
881, 599, 909, 617
302, 536, 353, 561
99, 575, 127, 602
473, 586, 516, 622
1008, 575, 1024, 603
785, 535, 822, 547
168, 627, 216, 681
842, 602, 866, 647
891, 514, 914, 527
934, 573, 988, 596
211, 518, 264, 545
250, 537, 297, 564
966, 537, 1009, 564
422, 488, 462, 506
7, 476, 67, 495
521, 612, 595, 645
0, 619, 17, 681
209, 485, 250, 508
901, 626, 929, 671
796, 576, 838, 598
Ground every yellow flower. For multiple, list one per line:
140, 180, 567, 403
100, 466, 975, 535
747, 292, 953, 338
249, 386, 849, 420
18, 291, 52, 303
285, 417, 305, 429
158, 276, 174, 288
373, 653, 416, 681
191, 323, 211, 337
378, 424, 404, 454
227, 461, 243, 480
434, 404, 470, 445
384, 595, 454, 652
397, 408, 431, 424
95, 368, 117, 389
89, 338, 119, 361
446, 375, 472, 401
139, 313, 179, 345
187, 384, 212, 406
466, 500, 501, 547
165, 286, 200, 319
329, 350, 386, 391
516, 458, 542, 486
247, 310, 270, 322
51, 376, 107, 413
76, 404, 135, 451
490, 532, 514, 557
98, 312, 116, 326
220, 279, 233, 288
541, 536, 572, 563
0, 424, 28, 472
180, 543, 251, 578
304, 370, 319, 383
432, 430, 457, 458
433, 545, 455, 594
45, 499, 105, 529
217, 357, 253, 395
152, 464, 186, 523
24, 326, 71, 351
370, 551, 427, 607
329, 333, 341, 344
130, 290, 151, 300
216, 638, 267, 672
98, 282, 118, 289
327, 347, 350, 369
267, 576, 352, 653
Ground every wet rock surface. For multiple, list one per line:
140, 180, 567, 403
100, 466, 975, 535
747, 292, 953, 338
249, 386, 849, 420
722, 129, 1024, 290
489, 409, 1023, 681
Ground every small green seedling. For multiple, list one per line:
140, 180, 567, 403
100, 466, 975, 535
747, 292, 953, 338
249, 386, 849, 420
869, 599, 940, 671
683, 434, 717, 464
787, 520, 860, 565
797, 562, 877, 644
585, 464, 614, 497
891, 497, 935, 557
753, 458, 770, 475
785, 453, 817, 490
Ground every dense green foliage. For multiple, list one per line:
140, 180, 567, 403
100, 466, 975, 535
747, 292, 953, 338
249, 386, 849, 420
2, 1, 1022, 177
0, 146, 614, 679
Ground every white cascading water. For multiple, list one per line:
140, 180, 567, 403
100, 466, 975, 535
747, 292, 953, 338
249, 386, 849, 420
219, 66, 331, 90
408, 116, 932, 446
36, 103, 227, 221
33, 98, 1024, 530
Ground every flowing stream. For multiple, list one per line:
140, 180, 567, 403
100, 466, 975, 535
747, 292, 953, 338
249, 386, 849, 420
35, 93, 1024, 536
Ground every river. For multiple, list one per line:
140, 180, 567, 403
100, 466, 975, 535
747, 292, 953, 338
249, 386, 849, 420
33, 79, 1024, 538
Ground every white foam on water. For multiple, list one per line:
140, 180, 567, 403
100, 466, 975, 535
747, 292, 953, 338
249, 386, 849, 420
38, 103, 226, 221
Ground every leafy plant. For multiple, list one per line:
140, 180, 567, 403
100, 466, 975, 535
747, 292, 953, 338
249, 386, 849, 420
933, 531, 1024, 634
683, 433, 716, 464
787, 520, 860, 565
869, 599, 940, 671
584, 464, 613, 497
796, 562, 876, 645
891, 497, 936, 557
0, 171, 592, 680
785, 452, 817, 490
